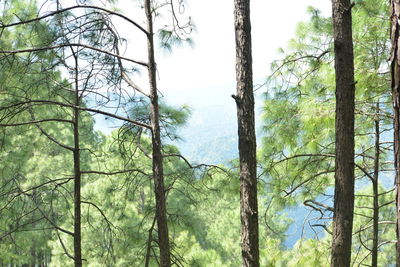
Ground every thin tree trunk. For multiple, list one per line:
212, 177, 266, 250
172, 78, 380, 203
233, 0, 259, 266
330, 0, 356, 266
391, 2, 400, 266
371, 103, 380, 267
144, 1, 171, 266
145, 216, 157, 267
72, 50, 82, 267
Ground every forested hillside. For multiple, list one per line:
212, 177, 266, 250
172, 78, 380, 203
0, 0, 398, 266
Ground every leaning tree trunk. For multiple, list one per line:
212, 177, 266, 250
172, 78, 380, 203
144, 0, 171, 266
390, 1, 400, 265
330, 0, 356, 266
233, 0, 259, 266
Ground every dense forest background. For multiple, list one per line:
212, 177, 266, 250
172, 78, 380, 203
0, 0, 397, 266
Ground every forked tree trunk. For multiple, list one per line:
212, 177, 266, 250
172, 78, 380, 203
144, 0, 171, 266
390, 1, 400, 265
330, 0, 356, 266
233, 0, 259, 266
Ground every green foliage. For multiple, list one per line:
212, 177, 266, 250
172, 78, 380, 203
153, 0, 195, 53
284, 238, 331, 267
158, 28, 195, 53
351, 185, 396, 266
127, 98, 191, 141
261, 0, 394, 264
0, 0, 395, 266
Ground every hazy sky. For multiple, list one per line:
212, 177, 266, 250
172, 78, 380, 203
154, 0, 331, 106
54, 0, 331, 111
91, 0, 332, 132
113, 0, 332, 107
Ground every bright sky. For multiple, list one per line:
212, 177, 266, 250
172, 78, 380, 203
87, 0, 332, 133
83, 0, 331, 133
155, 0, 331, 106
114, 0, 331, 107
45, 0, 331, 115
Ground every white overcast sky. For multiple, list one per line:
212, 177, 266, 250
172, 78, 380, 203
159, 0, 329, 106
67, 0, 332, 133
54, 0, 331, 108
114, 0, 331, 107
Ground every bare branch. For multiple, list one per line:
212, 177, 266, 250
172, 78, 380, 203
56, 230, 75, 260
311, 224, 332, 235
81, 169, 150, 176
355, 163, 375, 182
145, 216, 157, 267
0, 43, 148, 67
0, 5, 149, 36
353, 221, 395, 235
0, 100, 151, 129
122, 72, 150, 97
163, 153, 228, 174
81, 200, 115, 228
273, 153, 334, 167
303, 199, 334, 219
284, 169, 334, 196
0, 119, 73, 127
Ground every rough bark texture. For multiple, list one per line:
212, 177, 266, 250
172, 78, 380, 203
233, 0, 259, 266
73, 52, 82, 267
390, 1, 400, 265
144, 0, 171, 266
330, 0, 355, 266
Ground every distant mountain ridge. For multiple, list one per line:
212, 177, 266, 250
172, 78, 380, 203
175, 104, 238, 164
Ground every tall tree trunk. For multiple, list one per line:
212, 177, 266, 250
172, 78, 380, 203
391, 1, 400, 265
144, 0, 171, 266
372, 103, 380, 267
233, 0, 259, 266
330, 0, 356, 266
72, 51, 82, 267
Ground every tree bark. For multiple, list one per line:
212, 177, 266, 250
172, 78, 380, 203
233, 0, 259, 266
390, 1, 400, 265
72, 50, 82, 267
372, 103, 380, 267
330, 0, 356, 266
144, 0, 171, 266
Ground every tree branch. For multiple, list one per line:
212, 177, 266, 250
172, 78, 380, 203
0, 43, 148, 67
81, 169, 150, 176
0, 5, 149, 36
0, 118, 73, 127
1, 100, 151, 129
